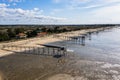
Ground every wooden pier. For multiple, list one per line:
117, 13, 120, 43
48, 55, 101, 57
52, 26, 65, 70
1, 44, 67, 57
53, 27, 111, 45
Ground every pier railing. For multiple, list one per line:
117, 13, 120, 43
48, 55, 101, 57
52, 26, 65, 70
53, 27, 112, 45
1, 45, 66, 57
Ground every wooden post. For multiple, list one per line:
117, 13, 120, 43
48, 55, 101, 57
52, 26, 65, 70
43, 47, 45, 55
78, 37, 80, 44
38, 47, 40, 55
66, 36, 67, 40
88, 32, 91, 40
81, 36, 85, 46
75, 38, 77, 44
53, 48, 55, 55
76, 38, 78, 44
25, 47, 27, 54
57, 48, 59, 55
28, 47, 29, 54
63, 49, 66, 56
40, 48, 42, 55
48, 47, 49, 55
37, 47, 39, 55
34, 47, 36, 54
31, 47, 33, 54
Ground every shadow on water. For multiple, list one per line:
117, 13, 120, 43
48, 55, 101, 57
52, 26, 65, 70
50, 27, 120, 64
53, 55, 63, 58
1, 45, 66, 57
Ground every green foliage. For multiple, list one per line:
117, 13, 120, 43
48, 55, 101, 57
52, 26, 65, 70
7, 28, 16, 39
0, 25, 115, 42
26, 32, 31, 38
47, 28, 53, 33
14, 28, 25, 34
0, 32, 9, 41
41, 27, 47, 32
26, 29, 38, 37
30, 30, 37, 37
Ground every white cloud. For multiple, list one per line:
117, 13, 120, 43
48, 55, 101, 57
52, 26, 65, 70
13, 3, 17, 6
0, 3, 10, 8
90, 4, 120, 24
104, 0, 120, 3
56, 0, 120, 10
50, 9, 63, 15
1, 0, 120, 24
7, 0, 25, 2
52, 0, 61, 3
0, 3, 66, 24
33, 8, 39, 11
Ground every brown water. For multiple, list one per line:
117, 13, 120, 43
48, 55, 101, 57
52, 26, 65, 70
52, 27, 120, 63
1, 27, 120, 80
71, 27, 120, 64
48, 27, 120, 80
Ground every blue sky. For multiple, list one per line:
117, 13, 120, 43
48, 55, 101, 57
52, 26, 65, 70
0, 0, 120, 24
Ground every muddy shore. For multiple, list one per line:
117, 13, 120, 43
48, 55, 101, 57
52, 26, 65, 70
0, 52, 76, 80
1, 27, 120, 80
1, 51, 120, 80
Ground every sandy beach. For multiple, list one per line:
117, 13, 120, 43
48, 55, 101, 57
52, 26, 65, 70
0, 28, 103, 57
0, 27, 118, 80
1, 50, 120, 80
0, 27, 106, 56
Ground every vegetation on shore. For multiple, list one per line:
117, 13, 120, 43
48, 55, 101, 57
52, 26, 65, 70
0, 24, 115, 42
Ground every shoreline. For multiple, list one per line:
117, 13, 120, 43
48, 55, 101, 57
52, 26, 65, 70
0, 27, 111, 58
0, 27, 120, 80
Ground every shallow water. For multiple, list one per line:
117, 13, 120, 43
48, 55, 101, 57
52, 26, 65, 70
1, 27, 120, 80
47, 27, 120, 80
70, 27, 120, 63
52, 27, 120, 64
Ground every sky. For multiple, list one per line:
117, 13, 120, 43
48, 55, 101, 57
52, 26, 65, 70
0, 0, 120, 24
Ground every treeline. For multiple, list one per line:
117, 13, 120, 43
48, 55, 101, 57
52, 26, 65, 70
0, 24, 115, 42
0, 28, 25, 41
0, 27, 69, 41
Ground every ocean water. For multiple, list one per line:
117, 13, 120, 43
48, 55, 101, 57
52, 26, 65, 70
69, 27, 120, 64
52, 27, 120, 64
1, 27, 120, 80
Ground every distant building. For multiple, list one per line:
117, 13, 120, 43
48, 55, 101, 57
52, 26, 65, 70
16, 33, 27, 39
37, 32, 47, 37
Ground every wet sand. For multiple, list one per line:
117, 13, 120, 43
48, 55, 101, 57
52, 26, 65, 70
0, 28, 103, 57
1, 27, 120, 80
0, 52, 81, 80
0, 51, 120, 80
0, 53, 61, 80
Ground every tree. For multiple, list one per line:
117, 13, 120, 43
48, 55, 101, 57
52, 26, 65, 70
7, 28, 16, 39
14, 28, 25, 34
0, 32, 9, 41
41, 27, 47, 32
53, 27, 59, 33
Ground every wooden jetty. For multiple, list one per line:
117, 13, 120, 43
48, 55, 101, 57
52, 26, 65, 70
1, 44, 67, 57
53, 27, 112, 45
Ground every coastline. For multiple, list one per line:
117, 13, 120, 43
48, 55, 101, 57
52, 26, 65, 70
0, 27, 106, 58
0, 27, 120, 80
0, 28, 106, 80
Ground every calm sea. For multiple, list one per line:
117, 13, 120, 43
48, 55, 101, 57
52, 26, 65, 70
52, 27, 120, 64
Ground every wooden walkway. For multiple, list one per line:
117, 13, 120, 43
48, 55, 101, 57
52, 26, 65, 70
1, 45, 66, 57
52, 28, 107, 45
0, 27, 113, 57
